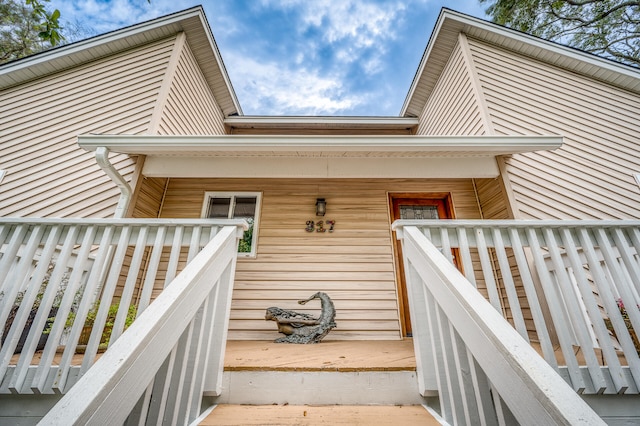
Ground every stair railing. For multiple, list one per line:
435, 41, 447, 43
39, 222, 245, 424
394, 222, 606, 425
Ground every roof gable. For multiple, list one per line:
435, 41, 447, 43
0, 6, 241, 117
402, 9, 640, 118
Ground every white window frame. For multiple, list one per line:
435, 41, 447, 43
200, 191, 262, 258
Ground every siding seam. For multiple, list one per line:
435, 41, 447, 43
457, 32, 494, 135
147, 33, 185, 135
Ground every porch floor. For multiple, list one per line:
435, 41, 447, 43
223, 339, 416, 371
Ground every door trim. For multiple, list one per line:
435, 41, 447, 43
389, 192, 456, 337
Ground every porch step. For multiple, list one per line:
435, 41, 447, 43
199, 404, 441, 425
209, 340, 425, 405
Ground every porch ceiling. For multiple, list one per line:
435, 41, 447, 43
78, 134, 562, 178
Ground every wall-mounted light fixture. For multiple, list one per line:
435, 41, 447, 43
315, 198, 326, 216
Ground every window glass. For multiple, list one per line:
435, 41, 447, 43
207, 197, 232, 218
399, 205, 439, 220
202, 192, 261, 257
234, 197, 257, 218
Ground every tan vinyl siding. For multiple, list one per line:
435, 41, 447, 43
156, 178, 481, 340
132, 177, 168, 218
156, 41, 226, 135
416, 41, 487, 136
474, 177, 511, 220
0, 37, 177, 218
467, 38, 640, 219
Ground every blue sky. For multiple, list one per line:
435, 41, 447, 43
55, 1, 488, 116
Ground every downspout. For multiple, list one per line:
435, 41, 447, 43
95, 146, 132, 218
92, 146, 133, 303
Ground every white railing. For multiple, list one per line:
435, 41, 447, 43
393, 221, 634, 425
39, 222, 244, 424
0, 218, 245, 397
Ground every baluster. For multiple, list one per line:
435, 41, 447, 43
544, 227, 606, 393
612, 228, 640, 297
164, 226, 184, 287
526, 227, 586, 392
491, 228, 528, 341
110, 226, 149, 344
80, 225, 132, 374
0, 224, 55, 382
425, 286, 453, 423
187, 295, 217, 422
9, 224, 79, 393
466, 349, 499, 426
187, 225, 202, 262
163, 324, 194, 425
50, 224, 117, 393
137, 226, 167, 314
576, 227, 629, 393
593, 227, 640, 390
475, 228, 502, 313
457, 228, 477, 287
0, 225, 29, 321
508, 227, 556, 366
440, 227, 454, 264
145, 352, 176, 425
404, 258, 438, 396
34, 226, 97, 394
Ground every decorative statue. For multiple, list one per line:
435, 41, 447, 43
265, 292, 336, 344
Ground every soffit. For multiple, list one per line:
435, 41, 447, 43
0, 7, 241, 116
402, 9, 640, 118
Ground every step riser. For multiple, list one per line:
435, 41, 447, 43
210, 371, 426, 405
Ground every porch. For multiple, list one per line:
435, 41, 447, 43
0, 218, 638, 424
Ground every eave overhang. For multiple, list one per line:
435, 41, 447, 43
224, 116, 419, 132
0, 7, 241, 116
79, 134, 561, 156
79, 134, 561, 179
402, 9, 640, 118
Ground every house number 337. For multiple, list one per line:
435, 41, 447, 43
305, 220, 335, 233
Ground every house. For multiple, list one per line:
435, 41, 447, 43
0, 5, 639, 424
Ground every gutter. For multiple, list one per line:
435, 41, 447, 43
95, 146, 132, 218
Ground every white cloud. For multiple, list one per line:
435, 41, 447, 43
227, 54, 364, 115
261, 0, 407, 71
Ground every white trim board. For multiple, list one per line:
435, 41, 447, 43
78, 134, 563, 156
142, 156, 500, 178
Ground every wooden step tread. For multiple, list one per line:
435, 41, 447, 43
200, 405, 440, 425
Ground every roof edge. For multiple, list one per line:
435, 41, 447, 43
78, 134, 563, 155
401, 8, 640, 117
0, 7, 242, 116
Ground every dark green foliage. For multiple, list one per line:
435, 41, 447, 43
480, 0, 640, 66
0, 0, 64, 63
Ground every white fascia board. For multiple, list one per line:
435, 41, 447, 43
1, 7, 202, 76
77, 134, 562, 156
446, 10, 640, 80
224, 116, 419, 127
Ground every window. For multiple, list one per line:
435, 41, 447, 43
201, 192, 261, 257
